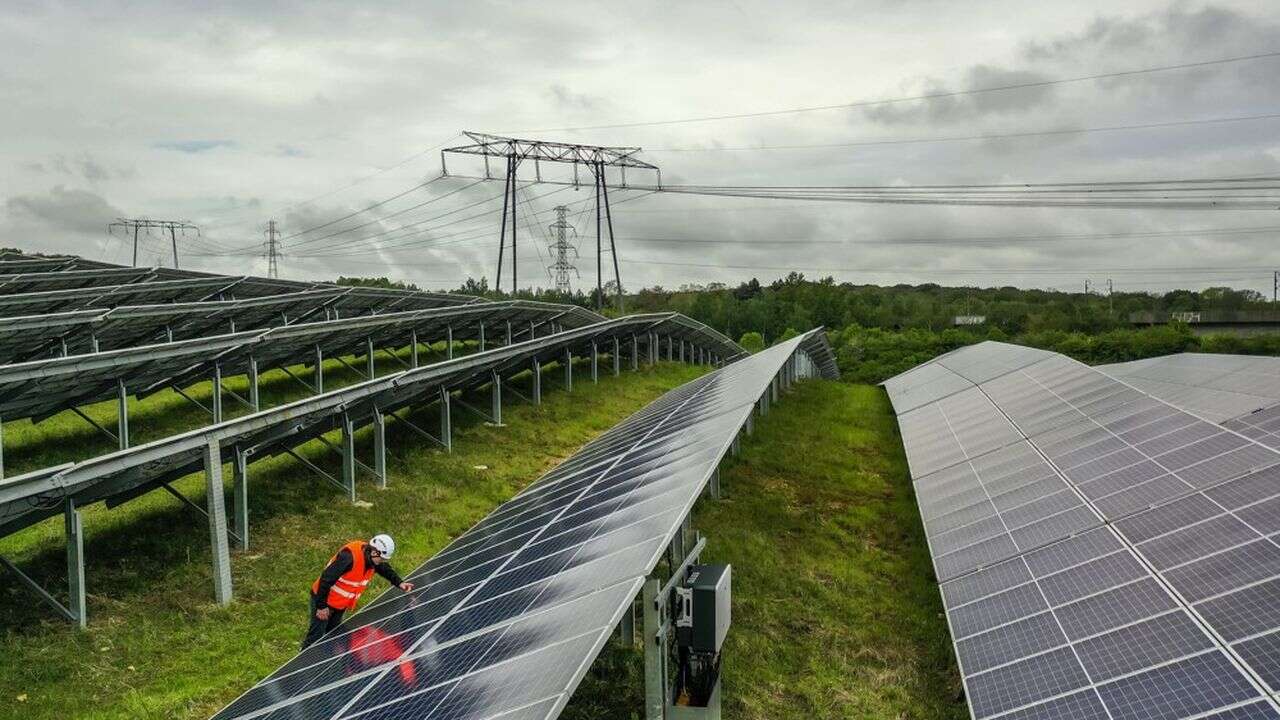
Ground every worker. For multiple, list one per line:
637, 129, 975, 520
303, 534, 415, 650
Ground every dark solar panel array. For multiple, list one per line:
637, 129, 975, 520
886, 341, 1280, 719
208, 330, 836, 720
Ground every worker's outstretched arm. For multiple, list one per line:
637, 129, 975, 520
376, 562, 414, 593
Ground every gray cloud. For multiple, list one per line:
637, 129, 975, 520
0, 1, 1277, 295
6, 186, 124, 234
153, 139, 235, 153
862, 66, 1057, 126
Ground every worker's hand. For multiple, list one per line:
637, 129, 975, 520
315, 606, 331, 621
399, 582, 415, 593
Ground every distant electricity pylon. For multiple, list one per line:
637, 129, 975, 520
442, 131, 659, 310
546, 206, 579, 294
108, 218, 200, 269
265, 219, 281, 279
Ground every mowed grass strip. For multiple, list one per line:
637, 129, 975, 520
563, 380, 966, 720
0, 362, 704, 720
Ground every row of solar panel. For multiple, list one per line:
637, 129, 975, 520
210, 330, 838, 720
0, 314, 749, 538
0, 300, 605, 423
886, 342, 1280, 719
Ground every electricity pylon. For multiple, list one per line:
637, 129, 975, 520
546, 206, 579, 293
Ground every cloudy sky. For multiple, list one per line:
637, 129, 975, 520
2, 0, 1278, 294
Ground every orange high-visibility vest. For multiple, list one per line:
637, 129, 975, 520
312, 540, 375, 611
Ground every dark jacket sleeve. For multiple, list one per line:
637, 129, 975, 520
314, 548, 354, 609
375, 561, 404, 588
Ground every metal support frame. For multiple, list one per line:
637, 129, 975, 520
440, 387, 452, 452
386, 407, 446, 449
373, 407, 387, 489
532, 360, 542, 405
212, 363, 223, 424
613, 337, 621, 376
367, 337, 376, 379
283, 449, 348, 493
505, 320, 512, 346
447, 325, 454, 360
667, 335, 673, 361
491, 370, 503, 425
631, 334, 639, 371
233, 447, 249, 550
564, 349, 573, 391
159, 481, 243, 547
411, 328, 420, 368
591, 341, 599, 383
340, 412, 357, 502
334, 353, 369, 380
0, 497, 87, 626
204, 440, 233, 605
314, 344, 325, 394
248, 355, 260, 411
709, 467, 722, 500
478, 322, 486, 351
70, 406, 119, 444
117, 378, 129, 449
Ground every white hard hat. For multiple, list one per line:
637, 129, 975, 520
370, 534, 395, 558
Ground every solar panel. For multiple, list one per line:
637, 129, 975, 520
890, 342, 1280, 720
207, 330, 833, 720
0, 314, 757, 540
1099, 353, 1280, 454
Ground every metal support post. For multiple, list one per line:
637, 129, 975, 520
447, 325, 454, 359
680, 340, 685, 363
620, 597, 635, 647
591, 342, 599, 383
373, 407, 387, 489
66, 498, 86, 627
643, 579, 664, 720
0, 418, 4, 481
478, 322, 486, 351
248, 355, 260, 411
212, 363, 223, 424
631, 335, 639, 371
667, 335, 673, 360
314, 344, 324, 394
232, 447, 249, 550
613, 337, 621, 376
772, 375, 780, 402
505, 321, 512, 346
746, 411, 755, 435
564, 348, 573, 391
731, 434, 741, 457
440, 387, 453, 452
532, 360, 542, 405
116, 378, 129, 450
710, 467, 721, 500
341, 413, 356, 502
367, 337, 376, 378
204, 440, 233, 606
529, 320, 536, 340
491, 371, 502, 425
411, 328, 420, 368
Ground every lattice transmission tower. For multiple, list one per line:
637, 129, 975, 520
546, 205, 579, 293
265, 219, 281, 279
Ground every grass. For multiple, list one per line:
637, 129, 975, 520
0, 359, 705, 720
562, 380, 966, 720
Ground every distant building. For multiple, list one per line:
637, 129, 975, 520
1130, 309, 1280, 336
953, 315, 987, 326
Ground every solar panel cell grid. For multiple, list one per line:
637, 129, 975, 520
893, 343, 1280, 720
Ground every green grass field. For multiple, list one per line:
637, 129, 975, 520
563, 380, 965, 720
0, 366, 964, 720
